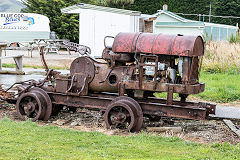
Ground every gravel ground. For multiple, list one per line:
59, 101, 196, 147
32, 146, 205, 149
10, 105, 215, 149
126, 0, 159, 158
0, 101, 239, 144
3, 49, 79, 68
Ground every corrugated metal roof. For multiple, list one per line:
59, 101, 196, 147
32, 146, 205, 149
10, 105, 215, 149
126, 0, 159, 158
61, 5, 79, 13
204, 22, 238, 29
140, 14, 156, 19
164, 11, 186, 21
153, 10, 188, 22
155, 22, 204, 27
61, 3, 141, 15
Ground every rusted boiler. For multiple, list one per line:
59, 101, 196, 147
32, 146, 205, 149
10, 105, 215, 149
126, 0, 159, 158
6, 32, 216, 132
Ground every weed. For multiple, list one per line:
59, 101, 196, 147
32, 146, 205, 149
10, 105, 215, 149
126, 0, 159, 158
202, 31, 213, 42
229, 33, 240, 43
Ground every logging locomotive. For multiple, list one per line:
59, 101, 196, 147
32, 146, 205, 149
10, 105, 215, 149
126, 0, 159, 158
5, 32, 216, 132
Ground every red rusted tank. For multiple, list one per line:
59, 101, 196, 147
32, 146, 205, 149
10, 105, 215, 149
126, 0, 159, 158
112, 32, 204, 57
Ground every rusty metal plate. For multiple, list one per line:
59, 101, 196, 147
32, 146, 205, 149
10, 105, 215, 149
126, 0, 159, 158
124, 81, 205, 95
112, 32, 204, 57
70, 57, 95, 82
56, 79, 69, 93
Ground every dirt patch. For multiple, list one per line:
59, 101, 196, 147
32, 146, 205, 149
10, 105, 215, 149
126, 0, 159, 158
1, 101, 239, 144
188, 96, 240, 108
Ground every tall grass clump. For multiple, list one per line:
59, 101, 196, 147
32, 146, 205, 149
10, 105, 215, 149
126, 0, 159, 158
202, 32, 213, 42
229, 33, 240, 44
202, 41, 240, 74
197, 41, 240, 102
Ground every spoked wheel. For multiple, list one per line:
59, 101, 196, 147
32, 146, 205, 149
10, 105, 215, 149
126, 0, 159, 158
16, 87, 52, 121
104, 96, 143, 132
16, 92, 43, 121
29, 87, 52, 120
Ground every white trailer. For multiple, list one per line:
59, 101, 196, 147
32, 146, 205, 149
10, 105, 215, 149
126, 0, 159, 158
0, 13, 50, 43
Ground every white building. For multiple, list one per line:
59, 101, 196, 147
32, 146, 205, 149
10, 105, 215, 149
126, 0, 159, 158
142, 5, 238, 41
61, 3, 140, 57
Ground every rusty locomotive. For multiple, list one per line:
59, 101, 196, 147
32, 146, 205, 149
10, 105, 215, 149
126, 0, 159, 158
5, 32, 216, 132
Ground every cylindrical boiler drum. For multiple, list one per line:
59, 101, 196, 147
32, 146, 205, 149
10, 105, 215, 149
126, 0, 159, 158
112, 32, 204, 57
70, 57, 126, 93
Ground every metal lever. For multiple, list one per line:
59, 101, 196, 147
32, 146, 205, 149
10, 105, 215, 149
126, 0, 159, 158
63, 41, 91, 55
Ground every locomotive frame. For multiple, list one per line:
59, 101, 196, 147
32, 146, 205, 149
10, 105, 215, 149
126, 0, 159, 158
4, 32, 216, 132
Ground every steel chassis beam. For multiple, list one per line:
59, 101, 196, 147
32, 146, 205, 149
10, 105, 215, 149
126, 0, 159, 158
48, 92, 215, 120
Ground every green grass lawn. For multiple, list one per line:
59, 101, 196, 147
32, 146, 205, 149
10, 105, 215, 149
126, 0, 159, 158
156, 71, 240, 103
195, 71, 240, 103
0, 118, 239, 160
2, 63, 68, 70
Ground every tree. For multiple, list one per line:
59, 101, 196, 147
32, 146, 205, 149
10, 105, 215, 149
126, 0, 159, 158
21, 0, 95, 42
126, 0, 213, 21
21, 0, 135, 42
213, 0, 240, 26
102, 0, 134, 8
126, 0, 239, 26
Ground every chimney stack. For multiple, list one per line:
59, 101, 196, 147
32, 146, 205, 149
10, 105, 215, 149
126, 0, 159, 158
163, 4, 168, 11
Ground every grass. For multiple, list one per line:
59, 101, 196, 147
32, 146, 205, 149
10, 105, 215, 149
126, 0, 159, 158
155, 71, 240, 103
0, 118, 239, 160
195, 71, 240, 103
229, 33, 240, 44
199, 41, 240, 103
203, 41, 240, 74
2, 63, 69, 70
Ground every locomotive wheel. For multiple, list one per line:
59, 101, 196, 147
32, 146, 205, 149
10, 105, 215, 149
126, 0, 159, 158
16, 87, 52, 121
29, 87, 52, 120
16, 92, 43, 121
104, 96, 143, 132
104, 101, 136, 131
